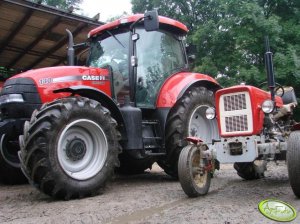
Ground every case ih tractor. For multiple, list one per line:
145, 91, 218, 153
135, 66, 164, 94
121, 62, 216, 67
0, 11, 221, 198
178, 38, 300, 199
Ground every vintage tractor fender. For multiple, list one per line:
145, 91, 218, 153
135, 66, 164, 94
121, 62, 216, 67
53, 85, 124, 125
156, 72, 220, 108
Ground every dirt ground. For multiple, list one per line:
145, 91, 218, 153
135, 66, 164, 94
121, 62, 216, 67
0, 162, 299, 224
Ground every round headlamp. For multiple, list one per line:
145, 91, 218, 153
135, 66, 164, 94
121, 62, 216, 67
261, 100, 275, 113
205, 107, 216, 120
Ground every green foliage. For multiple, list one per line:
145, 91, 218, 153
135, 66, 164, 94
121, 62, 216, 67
30, 0, 82, 10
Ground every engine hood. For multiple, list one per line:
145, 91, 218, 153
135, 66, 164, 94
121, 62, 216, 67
11, 66, 109, 84
7, 66, 111, 104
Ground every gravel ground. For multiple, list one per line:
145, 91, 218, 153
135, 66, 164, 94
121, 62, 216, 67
0, 162, 299, 224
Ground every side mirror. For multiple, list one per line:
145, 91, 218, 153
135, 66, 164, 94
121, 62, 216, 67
144, 10, 159, 31
188, 55, 196, 63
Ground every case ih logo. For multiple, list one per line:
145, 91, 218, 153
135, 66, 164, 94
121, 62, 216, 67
82, 75, 106, 81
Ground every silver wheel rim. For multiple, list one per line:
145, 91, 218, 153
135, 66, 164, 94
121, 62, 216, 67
188, 105, 219, 143
58, 119, 108, 180
192, 149, 207, 188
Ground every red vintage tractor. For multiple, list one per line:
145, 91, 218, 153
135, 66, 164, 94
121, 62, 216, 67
178, 38, 300, 198
0, 11, 221, 198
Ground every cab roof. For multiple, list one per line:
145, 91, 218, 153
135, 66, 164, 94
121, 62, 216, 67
88, 14, 188, 38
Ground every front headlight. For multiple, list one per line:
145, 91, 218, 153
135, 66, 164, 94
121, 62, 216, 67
205, 107, 216, 119
0, 94, 24, 105
261, 100, 275, 113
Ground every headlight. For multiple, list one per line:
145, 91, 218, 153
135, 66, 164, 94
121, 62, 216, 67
261, 100, 275, 113
0, 94, 24, 105
205, 107, 216, 119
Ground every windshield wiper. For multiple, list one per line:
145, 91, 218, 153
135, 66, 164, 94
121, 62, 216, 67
105, 30, 125, 48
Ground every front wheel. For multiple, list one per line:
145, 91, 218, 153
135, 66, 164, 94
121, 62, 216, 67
287, 131, 300, 198
19, 97, 121, 199
178, 145, 211, 197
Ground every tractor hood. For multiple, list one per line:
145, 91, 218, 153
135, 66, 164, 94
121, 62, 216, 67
7, 66, 111, 104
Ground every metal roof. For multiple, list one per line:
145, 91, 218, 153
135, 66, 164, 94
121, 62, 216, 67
0, 0, 104, 75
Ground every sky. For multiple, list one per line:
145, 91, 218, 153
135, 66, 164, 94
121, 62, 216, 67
79, 0, 133, 22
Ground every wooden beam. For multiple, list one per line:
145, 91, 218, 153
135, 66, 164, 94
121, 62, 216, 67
7, 16, 62, 68
0, 6, 37, 55
27, 22, 88, 69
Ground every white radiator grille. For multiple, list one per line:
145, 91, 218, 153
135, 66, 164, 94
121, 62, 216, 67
224, 94, 246, 111
225, 115, 248, 132
219, 92, 253, 135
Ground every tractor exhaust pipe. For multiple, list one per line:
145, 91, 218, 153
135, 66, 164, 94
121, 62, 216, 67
66, 29, 75, 66
264, 36, 275, 103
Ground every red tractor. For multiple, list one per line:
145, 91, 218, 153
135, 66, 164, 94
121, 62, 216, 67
178, 38, 300, 198
0, 11, 221, 198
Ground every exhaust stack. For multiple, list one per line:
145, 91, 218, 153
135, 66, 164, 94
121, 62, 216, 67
66, 29, 74, 66
264, 36, 276, 103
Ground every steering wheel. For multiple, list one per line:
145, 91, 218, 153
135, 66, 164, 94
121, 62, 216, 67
258, 82, 285, 97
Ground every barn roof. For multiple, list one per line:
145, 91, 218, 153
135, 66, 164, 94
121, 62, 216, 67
0, 0, 104, 77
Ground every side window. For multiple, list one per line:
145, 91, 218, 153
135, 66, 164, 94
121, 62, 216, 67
136, 29, 185, 108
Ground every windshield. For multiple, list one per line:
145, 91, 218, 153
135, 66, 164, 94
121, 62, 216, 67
87, 31, 130, 101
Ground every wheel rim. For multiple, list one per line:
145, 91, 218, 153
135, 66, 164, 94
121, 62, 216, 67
0, 134, 20, 168
192, 149, 207, 188
188, 105, 218, 143
58, 119, 108, 180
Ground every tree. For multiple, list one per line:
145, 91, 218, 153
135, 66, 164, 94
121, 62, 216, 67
30, 0, 82, 10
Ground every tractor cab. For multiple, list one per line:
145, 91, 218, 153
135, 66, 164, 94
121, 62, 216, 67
83, 12, 189, 108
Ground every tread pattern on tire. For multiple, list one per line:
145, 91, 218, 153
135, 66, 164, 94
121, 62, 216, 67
287, 131, 300, 198
19, 96, 122, 199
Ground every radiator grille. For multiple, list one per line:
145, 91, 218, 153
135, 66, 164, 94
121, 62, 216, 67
224, 94, 246, 111
225, 115, 248, 132
219, 92, 252, 135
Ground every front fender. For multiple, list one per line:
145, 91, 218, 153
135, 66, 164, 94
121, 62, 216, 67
156, 72, 220, 108
53, 85, 124, 124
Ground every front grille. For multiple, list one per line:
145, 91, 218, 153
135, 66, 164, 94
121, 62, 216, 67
224, 94, 246, 111
219, 92, 253, 135
0, 78, 41, 119
225, 115, 248, 132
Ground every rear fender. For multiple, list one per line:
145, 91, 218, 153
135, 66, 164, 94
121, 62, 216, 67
156, 72, 220, 108
53, 85, 124, 125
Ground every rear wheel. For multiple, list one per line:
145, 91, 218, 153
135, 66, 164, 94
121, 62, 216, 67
287, 131, 300, 198
234, 160, 267, 180
162, 86, 218, 177
19, 97, 121, 199
178, 145, 211, 197
0, 133, 27, 184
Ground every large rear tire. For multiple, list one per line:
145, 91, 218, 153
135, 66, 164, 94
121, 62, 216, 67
0, 133, 27, 184
234, 161, 267, 180
287, 131, 300, 198
178, 145, 211, 197
162, 86, 218, 177
19, 97, 121, 199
